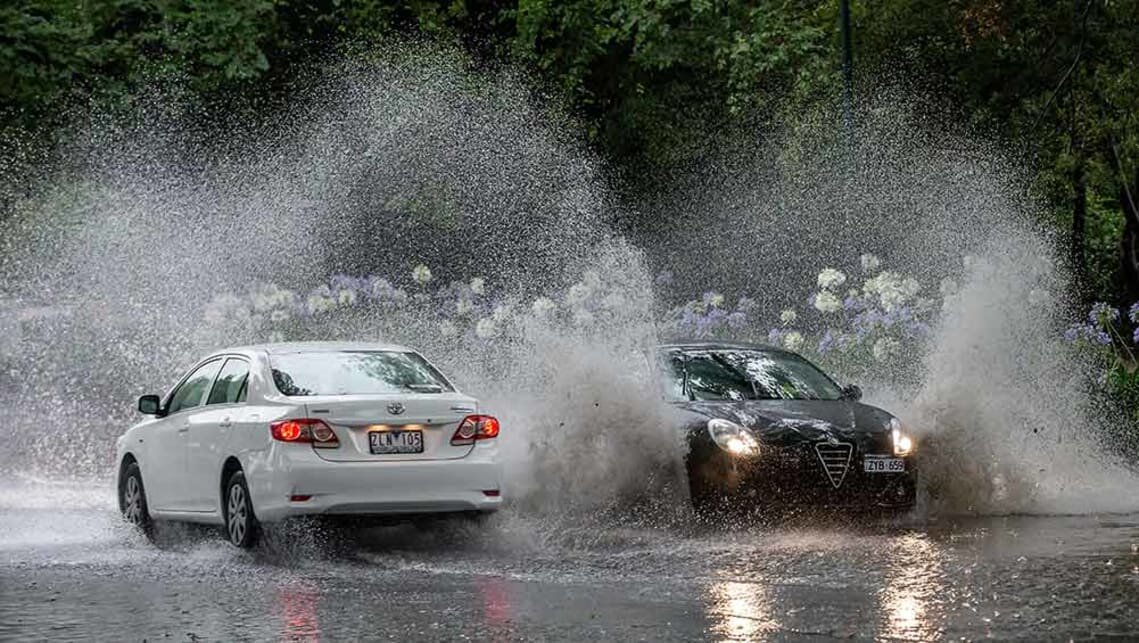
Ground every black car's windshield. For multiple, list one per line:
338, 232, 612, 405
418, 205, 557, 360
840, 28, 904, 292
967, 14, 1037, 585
663, 348, 843, 401
270, 351, 453, 396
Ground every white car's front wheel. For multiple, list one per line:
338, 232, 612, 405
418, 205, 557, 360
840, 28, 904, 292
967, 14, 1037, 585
223, 471, 260, 549
119, 462, 155, 541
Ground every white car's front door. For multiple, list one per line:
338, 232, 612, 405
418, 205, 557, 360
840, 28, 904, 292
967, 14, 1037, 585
184, 357, 250, 513
157, 358, 223, 512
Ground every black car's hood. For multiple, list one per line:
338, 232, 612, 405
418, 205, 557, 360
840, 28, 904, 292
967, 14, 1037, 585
674, 399, 895, 448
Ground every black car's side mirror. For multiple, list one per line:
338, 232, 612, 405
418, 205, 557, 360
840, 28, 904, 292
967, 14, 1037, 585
138, 395, 162, 416
840, 384, 862, 401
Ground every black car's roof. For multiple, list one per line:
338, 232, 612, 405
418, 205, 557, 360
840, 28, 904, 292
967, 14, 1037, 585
658, 340, 788, 353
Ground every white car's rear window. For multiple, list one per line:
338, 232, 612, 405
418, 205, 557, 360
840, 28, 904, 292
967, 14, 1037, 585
270, 351, 453, 396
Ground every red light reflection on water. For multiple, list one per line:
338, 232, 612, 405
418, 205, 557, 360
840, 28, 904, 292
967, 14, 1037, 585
275, 579, 321, 642
476, 575, 512, 629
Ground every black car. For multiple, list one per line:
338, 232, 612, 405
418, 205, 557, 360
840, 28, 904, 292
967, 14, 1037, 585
660, 341, 917, 517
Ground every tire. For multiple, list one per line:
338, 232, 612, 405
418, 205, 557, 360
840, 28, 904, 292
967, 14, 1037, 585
222, 471, 260, 549
687, 466, 730, 524
119, 462, 155, 541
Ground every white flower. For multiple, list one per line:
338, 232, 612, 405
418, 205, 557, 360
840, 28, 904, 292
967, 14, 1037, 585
270, 309, 290, 324
860, 253, 881, 273
573, 309, 595, 326
709, 293, 725, 308
475, 317, 497, 339
469, 277, 486, 295
872, 337, 901, 362
567, 283, 591, 305
782, 331, 804, 351
337, 289, 357, 306
306, 294, 334, 315
439, 321, 458, 338
817, 268, 847, 290
602, 292, 626, 310
253, 293, 273, 312
780, 309, 798, 325
411, 264, 433, 285
492, 304, 511, 322
864, 272, 915, 312
939, 278, 958, 298
902, 277, 921, 297
531, 297, 556, 317
456, 299, 474, 316
813, 291, 841, 314
268, 331, 285, 343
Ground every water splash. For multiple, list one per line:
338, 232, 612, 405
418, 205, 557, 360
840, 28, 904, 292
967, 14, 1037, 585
0, 52, 1135, 524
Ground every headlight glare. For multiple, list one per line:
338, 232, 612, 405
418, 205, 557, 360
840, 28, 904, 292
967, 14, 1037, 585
707, 418, 760, 456
890, 418, 914, 456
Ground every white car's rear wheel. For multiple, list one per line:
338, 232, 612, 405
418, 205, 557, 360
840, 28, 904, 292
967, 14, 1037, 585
118, 462, 155, 541
223, 471, 260, 549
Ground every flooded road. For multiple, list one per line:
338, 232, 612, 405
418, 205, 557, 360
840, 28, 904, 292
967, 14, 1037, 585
2, 478, 1138, 641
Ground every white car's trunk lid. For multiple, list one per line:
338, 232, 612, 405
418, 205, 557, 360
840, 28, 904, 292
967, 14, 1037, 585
303, 393, 478, 461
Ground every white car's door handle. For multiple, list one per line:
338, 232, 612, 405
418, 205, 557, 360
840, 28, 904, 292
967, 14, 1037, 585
177, 426, 189, 433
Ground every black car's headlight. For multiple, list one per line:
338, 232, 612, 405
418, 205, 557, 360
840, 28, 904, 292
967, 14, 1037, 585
890, 418, 915, 456
707, 418, 760, 456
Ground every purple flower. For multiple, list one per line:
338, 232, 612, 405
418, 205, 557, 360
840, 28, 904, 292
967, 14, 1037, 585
818, 330, 836, 354
727, 312, 747, 329
843, 296, 866, 312
1063, 325, 1081, 343
905, 321, 931, 339
1130, 302, 1139, 324
1133, 326, 1139, 344
767, 328, 785, 344
1094, 330, 1112, 345
1088, 302, 1120, 327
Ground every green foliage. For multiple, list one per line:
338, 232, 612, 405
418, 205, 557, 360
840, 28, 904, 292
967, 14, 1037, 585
513, 0, 836, 167
2, 0, 1138, 305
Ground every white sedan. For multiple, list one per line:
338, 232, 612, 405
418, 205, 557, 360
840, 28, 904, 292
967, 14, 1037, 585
116, 342, 502, 548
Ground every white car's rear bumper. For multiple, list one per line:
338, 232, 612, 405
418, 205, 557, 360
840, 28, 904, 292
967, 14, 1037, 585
249, 441, 502, 523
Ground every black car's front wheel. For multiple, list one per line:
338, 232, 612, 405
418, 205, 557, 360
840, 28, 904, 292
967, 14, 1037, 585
119, 462, 155, 541
223, 471, 261, 549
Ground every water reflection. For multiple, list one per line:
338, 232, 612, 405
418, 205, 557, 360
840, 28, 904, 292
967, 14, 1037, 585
275, 578, 322, 642
706, 576, 779, 641
476, 575, 512, 626
878, 533, 946, 640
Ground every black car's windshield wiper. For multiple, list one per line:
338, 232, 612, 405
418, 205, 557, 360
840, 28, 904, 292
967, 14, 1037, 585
708, 353, 761, 400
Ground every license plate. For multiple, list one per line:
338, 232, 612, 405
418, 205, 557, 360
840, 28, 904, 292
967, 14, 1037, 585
369, 430, 423, 454
863, 457, 905, 473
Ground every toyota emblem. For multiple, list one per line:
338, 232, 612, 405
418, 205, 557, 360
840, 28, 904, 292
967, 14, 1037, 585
387, 402, 405, 415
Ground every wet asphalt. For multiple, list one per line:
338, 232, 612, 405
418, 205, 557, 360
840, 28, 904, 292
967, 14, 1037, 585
2, 480, 1138, 641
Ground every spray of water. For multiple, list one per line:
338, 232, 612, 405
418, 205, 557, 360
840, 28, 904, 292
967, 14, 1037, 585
0, 49, 1135, 530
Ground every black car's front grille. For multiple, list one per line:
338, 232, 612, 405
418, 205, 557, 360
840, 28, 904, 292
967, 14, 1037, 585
814, 442, 854, 488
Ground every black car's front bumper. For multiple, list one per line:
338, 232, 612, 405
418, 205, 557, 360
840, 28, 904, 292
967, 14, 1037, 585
689, 444, 917, 510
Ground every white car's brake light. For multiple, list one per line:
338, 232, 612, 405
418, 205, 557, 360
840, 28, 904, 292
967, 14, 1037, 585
450, 415, 500, 446
270, 419, 340, 448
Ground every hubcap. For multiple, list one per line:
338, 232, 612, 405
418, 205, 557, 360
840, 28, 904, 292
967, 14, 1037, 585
227, 483, 247, 545
123, 476, 143, 525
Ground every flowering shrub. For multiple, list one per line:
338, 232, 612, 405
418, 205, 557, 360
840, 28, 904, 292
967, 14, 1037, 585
201, 262, 650, 351
1063, 301, 1139, 424
661, 255, 935, 383
200, 256, 1139, 408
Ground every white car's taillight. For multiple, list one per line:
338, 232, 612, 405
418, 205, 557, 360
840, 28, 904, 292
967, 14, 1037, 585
270, 419, 340, 448
450, 415, 500, 446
